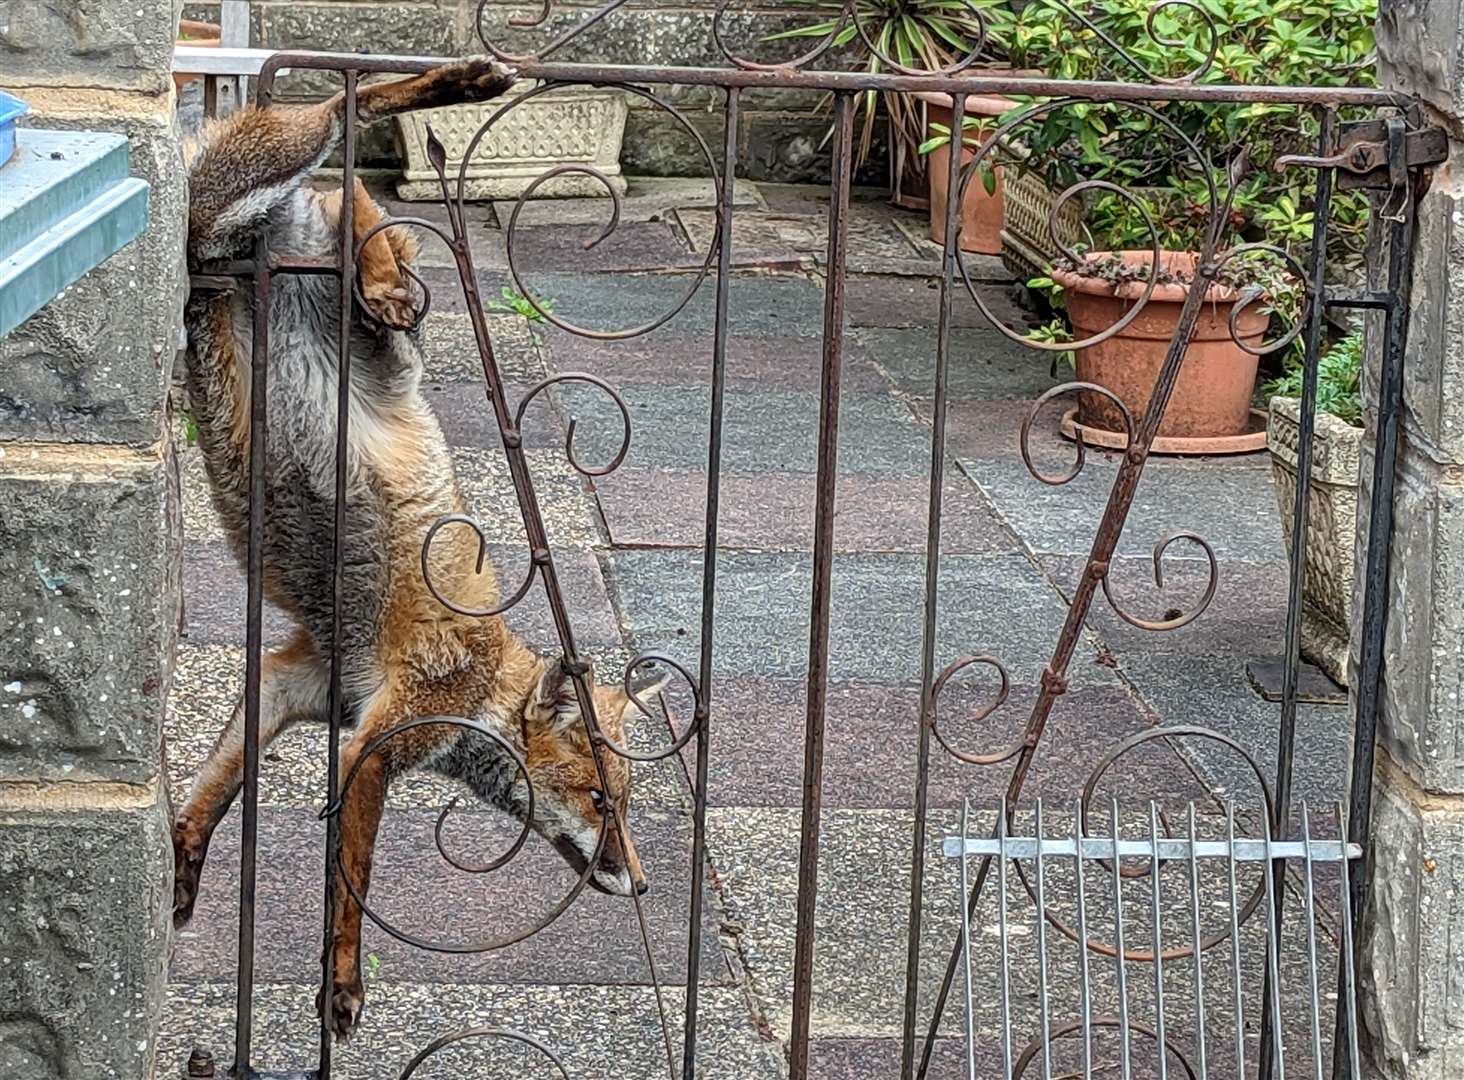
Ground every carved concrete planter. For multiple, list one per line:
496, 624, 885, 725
394, 83, 628, 202
1267, 396, 1363, 686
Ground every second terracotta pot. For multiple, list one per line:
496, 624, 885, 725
1051, 251, 1270, 441
918, 90, 1016, 256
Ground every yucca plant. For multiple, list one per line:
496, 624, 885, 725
765, 0, 1014, 171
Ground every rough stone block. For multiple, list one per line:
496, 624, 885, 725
0, 444, 181, 785
1396, 165, 1464, 464
0, 91, 186, 447
0, 782, 172, 1080
0, 0, 182, 95
1362, 778, 1464, 1080
1351, 439, 1464, 795
1377, 0, 1464, 120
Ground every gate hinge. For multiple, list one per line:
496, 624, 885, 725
1277, 117, 1448, 190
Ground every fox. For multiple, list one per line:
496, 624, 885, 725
172, 57, 660, 1040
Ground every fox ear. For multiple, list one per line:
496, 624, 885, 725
530, 661, 580, 729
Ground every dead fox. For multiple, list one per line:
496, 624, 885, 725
173, 57, 658, 1040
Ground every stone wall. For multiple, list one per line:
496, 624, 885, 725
1356, 2, 1464, 1078
0, 2, 186, 1078
182, 0, 889, 184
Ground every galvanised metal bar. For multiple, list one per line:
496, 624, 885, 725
788, 89, 856, 1080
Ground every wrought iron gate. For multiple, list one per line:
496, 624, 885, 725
181, 2, 1445, 1077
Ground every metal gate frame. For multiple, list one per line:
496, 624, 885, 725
182, 2, 1446, 1077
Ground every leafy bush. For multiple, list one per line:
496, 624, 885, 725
1261, 332, 1363, 424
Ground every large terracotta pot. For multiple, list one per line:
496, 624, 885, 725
1051, 251, 1269, 442
917, 90, 1017, 255
174, 20, 221, 92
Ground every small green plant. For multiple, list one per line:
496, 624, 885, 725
1260, 332, 1363, 425
917, 116, 1004, 195
487, 285, 556, 346
364, 952, 382, 982
1027, 314, 1076, 375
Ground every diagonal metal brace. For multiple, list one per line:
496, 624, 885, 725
1278, 115, 1448, 189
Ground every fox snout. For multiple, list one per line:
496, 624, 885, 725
552, 821, 648, 897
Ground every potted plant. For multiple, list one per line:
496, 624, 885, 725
915, 92, 1017, 254
1263, 333, 1363, 685
394, 81, 629, 201
767, 0, 1014, 209
174, 19, 221, 93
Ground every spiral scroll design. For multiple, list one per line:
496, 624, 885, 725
398, 1027, 573, 1080
927, 655, 1019, 766
593, 653, 707, 763
1021, 382, 1134, 486
1100, 531, 1219, 632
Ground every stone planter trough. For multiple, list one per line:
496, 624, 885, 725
1266, 395, 1363, 686
394, 82, 628, 202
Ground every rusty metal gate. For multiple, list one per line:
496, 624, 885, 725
181, 1, 1444, 1077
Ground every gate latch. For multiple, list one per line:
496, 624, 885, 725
1277, 117, 1448, 190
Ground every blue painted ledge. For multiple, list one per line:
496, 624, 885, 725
0, 126, 151, 340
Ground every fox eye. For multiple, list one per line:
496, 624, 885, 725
589, 788, 605, 811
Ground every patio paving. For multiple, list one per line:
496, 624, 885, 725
159, 177, 1349, 1078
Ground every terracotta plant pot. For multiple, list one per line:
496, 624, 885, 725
1051, 251, 1269, 446
917, 90, 1017, 255
174, 20, 221, 92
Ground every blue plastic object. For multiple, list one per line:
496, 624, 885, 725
0, 90, 27, 168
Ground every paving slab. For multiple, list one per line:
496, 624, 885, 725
171, 805, 727, 988
857, 325, 1059, 403
543, 330, 892, 396
492, 176, 767, 228
559, 383, 933, 478
481, 219, 702, 274
665, 677, 1203, 810
674, 208, 816, 269
158, 982, 782, 1080
419, 310, 546, 384
607, 548, 1121, 687
1118, 653, 1351, 812
845, 274, 1033, 332
961, 451, 1290, 565
592, 467, 1015, 554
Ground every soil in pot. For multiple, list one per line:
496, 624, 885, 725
918, 91, 1016, 256
174, 19, 221, 92
1051, 250, 1270, 444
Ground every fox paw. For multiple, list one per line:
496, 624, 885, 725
439, 57, 517, 102
172, 817, 207, 929
363, 284, 420, 331
317, 974, 365, 1042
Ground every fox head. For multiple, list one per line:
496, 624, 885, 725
518, 660, 666, 897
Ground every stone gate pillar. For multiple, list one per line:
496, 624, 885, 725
1359, 3, 1464, 1077
0, 2, 186, 1078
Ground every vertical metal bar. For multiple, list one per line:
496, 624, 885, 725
1299, 806, 1325, 1080
1334, 804, 1362, 1080
1226, 805, 1247, 1080
901, 91, 969, 1080
1112, 800, 1132, 1080
1263, 107, 1335, 1080
1074, 799, 1094, 1080
787, 90, 856, 1080
231, 227, 272, 1080
203, 74, 219, 119
1035, 801, 1053, 1080
1260, 812, 1287, 1080
316, 69, 357, 1080
1333, 115, 1417, 1080
1186, 805, 1209, 1080
999, 805, 1014, 1080
682, 85, 739, 1080
960, 801, 978, 1080
1149, 803, 1168, 1080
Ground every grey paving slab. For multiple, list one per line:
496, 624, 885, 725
592, 467, 1016, 554
419, 310, 546, 384
171, 805, 728, 988
449, 446, 604, 551
1118, 653, 1351, 812
856, 325, 1060, 402
560, 383, 933, 478
666, 677, 1204, 810
492, 176, 767, 228
606, 548, 1120, 686
422, 380, 562, 453
674, 208, 815, 269
1043, 554, 1293, 660
158, 982, 782, 1080
844, 275, 1033, 331
961, 451, 1290, 564
481, 220, 701, 274
543, 330, 892, 396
